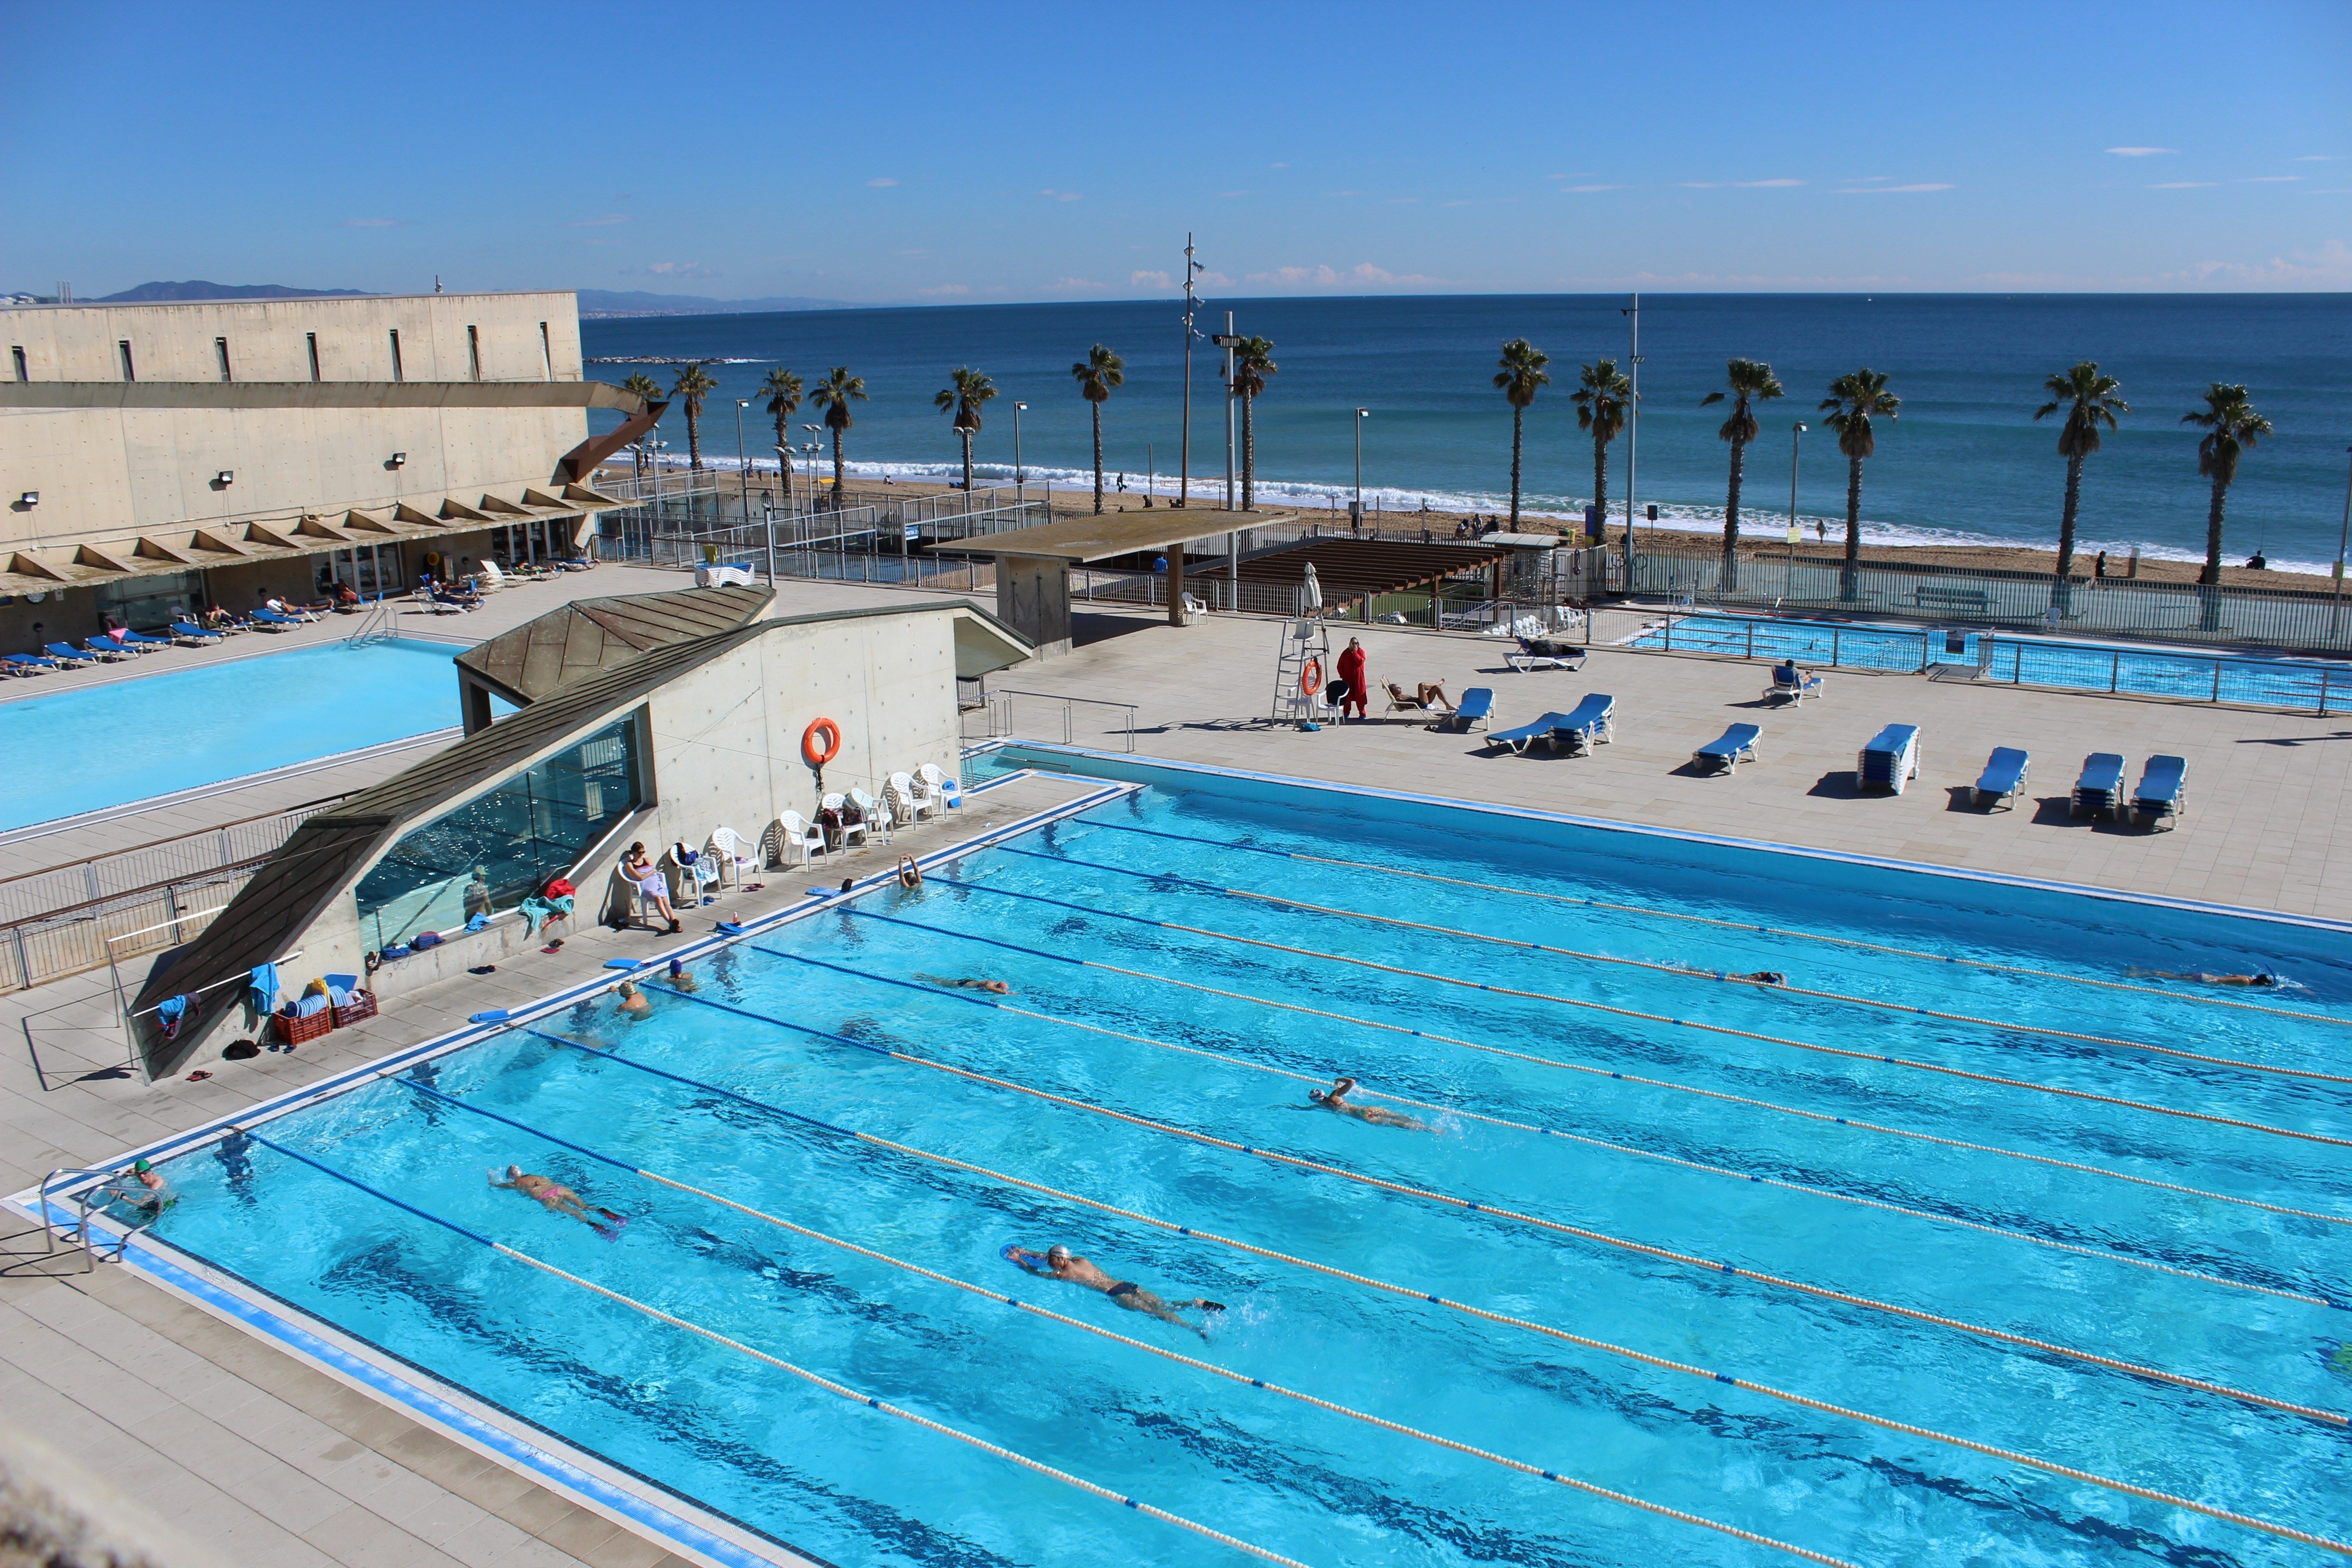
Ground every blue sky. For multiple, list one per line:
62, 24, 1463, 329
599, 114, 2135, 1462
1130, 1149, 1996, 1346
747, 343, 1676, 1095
5, 1, 2347, 301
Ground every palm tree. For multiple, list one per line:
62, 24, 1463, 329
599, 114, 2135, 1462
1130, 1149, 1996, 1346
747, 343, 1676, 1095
620, 373, 663, 478
1818, 368, 1900, 601
2031, 363, 2128, 615
1233, 337, 1278, 511
1699, 359, 1784, 590
1069, 344, 1125, 514
670, 362, 719, 470
760, 368, 804, 508
2182, 383, 2273, 630
934, 367, 997, 494
808, 366, 867, 506
1570, 359, 1632, 544
1493, 339, 1551, 528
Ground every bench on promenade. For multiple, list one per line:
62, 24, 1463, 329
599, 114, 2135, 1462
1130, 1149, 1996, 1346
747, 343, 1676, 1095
1912, 585, 1991, 615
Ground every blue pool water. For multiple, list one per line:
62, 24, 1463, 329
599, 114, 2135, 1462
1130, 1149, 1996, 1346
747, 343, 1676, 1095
0, 638, 466, 830
1629, 614, 2352, 714
139, 763, 2352, 1567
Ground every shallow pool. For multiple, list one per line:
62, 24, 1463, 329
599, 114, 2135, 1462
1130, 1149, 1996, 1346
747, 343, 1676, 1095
0, 637, 466, 830
130, 765, 2352, 1566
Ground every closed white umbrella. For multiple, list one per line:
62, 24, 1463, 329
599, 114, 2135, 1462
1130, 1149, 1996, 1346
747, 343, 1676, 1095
1302, 560, 1323, 612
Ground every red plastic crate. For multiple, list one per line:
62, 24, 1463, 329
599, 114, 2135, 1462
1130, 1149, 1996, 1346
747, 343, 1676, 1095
330, 990, 378, 1028
275, 1006, 334, 1046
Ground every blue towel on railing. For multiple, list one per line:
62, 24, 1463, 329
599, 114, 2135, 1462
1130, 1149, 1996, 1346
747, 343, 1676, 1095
249, 963, 281, 1014
519, 897, 549, 934
466, 912, 490, 932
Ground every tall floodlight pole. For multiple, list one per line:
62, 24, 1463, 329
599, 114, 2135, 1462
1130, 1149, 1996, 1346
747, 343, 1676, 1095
1224, 313, 1238, 510
1181, 234, 1201, 506
1013, 402, 1027, 508
1354, 408, 1370, 529
1789, 422, 1807, 564
1622, 292, 1642, 554
2333, 443, 2352, 638
734, 400, 751, 521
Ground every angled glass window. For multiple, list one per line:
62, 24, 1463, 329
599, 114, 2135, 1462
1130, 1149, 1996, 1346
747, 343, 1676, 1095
354, 717, 639, 949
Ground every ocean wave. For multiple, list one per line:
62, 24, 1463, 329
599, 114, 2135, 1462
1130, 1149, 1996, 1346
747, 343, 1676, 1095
642, 453, 2338, 575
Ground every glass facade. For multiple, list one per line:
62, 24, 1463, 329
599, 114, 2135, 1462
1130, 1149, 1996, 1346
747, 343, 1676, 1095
355, 716, 641, 950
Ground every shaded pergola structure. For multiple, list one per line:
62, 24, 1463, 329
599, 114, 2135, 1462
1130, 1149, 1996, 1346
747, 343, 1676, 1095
1191, 537, 1519, 622
959, 507, 1294, 655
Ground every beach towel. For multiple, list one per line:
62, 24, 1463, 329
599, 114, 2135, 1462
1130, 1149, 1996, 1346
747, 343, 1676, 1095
248, 964, 281, 1014
465, 912, 490, 932
519, 897, 552, 934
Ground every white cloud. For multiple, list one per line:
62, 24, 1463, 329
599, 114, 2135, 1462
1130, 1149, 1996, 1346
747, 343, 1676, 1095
341, 217, 396, 227
1835, 183, 1953, 194
643, 261, 710, 277
1734, 178, 1805, 188
917, 284, 971, 297
2164, 239, 2352, 288
1842, 176, 1891, 183
565, 214, 629, 227
2107, 146, 2176, 157
1241, 262, 1440, 289
1037, 188, 1083, 201
1051, 277, 1108, 291
866, 177, 898, 188
2296, 154, 2340, 162
2239, 176, 2302, 183
1130, 269, 1172, 289
2148, 181, 2217, 189
1676, 182, 1722, 189
1563, 184, 1622, 194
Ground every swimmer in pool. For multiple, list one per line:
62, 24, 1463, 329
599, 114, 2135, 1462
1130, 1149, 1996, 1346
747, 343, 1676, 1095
1004, 1244, 1223, 1337
491, 1166, 625, 1236
914, 973, 1010, 995
2127, 967, 2283, 988
614, 980, 652, 1016
1666, 963, 1786, 985
1305, 1075, 1427, 1129
105, 1158, 176, 1220
664, 958, 699, 994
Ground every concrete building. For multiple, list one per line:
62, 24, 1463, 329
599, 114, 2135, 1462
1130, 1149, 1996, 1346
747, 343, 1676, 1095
128, 590, 1031, 1076
0, 291, 657, 647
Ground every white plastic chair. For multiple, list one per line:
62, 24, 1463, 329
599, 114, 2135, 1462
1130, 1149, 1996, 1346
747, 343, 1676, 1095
773, 811, 825, 866
919, 762, 960, 809
706, 827, 759, 888
820, 793, 868, 852
850, 786, 893, 845
889, 770, 939, 824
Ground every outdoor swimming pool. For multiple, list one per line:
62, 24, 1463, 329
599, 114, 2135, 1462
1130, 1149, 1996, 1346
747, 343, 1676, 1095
60, 757, 2352, 1566
1627, 614, 2352, 714
0, 638, 469, 831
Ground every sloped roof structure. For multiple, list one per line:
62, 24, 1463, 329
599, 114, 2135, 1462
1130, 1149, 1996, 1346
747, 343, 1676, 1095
454, 583, 774, 706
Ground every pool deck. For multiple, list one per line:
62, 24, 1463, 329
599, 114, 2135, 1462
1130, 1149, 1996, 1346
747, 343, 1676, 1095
0, 767, 1113, 1568
4, 568, 2348, 1567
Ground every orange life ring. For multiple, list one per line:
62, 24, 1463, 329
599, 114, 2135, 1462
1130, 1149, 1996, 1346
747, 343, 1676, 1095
1299, 657, 1323, 696
801, 717, 842, 767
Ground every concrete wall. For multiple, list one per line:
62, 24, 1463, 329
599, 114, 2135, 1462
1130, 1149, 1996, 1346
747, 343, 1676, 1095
0, 292, 587, 559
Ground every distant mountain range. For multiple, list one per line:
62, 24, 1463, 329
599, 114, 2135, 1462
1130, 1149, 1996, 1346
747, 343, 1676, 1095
97, 280, 373, 302
575, 289, 856, 317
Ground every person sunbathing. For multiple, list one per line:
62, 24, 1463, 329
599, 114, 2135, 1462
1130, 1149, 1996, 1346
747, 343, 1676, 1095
1004, 1244, 1224, 1338
1387, 681, 1455, 712
491, 1165, 625, 1238
1305, 1075, 1427, 1129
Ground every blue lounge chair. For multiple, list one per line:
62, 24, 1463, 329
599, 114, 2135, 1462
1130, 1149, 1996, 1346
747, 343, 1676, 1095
41, 642, 93, 667
249, 608, 308, 629
117, 628, 172, 651
4, 653, 62, 676
1857, 723, 1921, 794
169, 621, 223, 645
79, 639, 132, 662
1692, 722, 1762, 775
1486, 710, 1581, 756
2132, 755, 2188, 831
1554, 693, 1616, 755
2071, 753, 2127, 819
1506, 637, 1586, 673
1446, 687, 1494, 733
1973, 747, 2030, 810
1763, 666, 1823, 704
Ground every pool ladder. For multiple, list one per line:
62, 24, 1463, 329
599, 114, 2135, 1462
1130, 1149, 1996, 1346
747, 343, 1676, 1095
32, 1167, 115, 1273
345, 599, 397, 647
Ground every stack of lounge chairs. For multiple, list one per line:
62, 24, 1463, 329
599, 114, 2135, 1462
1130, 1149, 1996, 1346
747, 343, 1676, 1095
1856, 724, 1921, 794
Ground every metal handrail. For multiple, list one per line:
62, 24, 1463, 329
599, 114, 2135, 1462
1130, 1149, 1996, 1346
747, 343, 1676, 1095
987, 689, 1139, 751
35, 1166, 113, 1273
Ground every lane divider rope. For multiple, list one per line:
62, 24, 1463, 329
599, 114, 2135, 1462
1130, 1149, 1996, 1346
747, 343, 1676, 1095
1000, 844, 2352, 1088
401, 1081, 1864, 1568
1080, 820, 2352, 1030
240, 1127, 1314, 1568
757, 946, 2339, 1310
937, 877, 2352, 1151
487, 1029, 2352, 1556
841, 908, 2352, 1231
642, 988, 2351, 1426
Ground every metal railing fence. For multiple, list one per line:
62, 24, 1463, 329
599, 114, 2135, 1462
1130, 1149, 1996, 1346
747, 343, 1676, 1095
0, 799, 343, 928
969, 690, 1139, 752
0, 870, 257, 993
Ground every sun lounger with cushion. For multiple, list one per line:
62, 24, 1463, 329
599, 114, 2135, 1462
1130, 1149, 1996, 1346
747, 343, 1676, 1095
1763, 670, 1824, 704
41, 642, 93, 667
118, 629, 173, 650
1691, 722, 1762, 775
2071, 753, 2127, 819
1383, 681, 1452, 719
1972, 747, 2030, 810
170, 622, 224, 645
1506, 637, 1587, 674
78, 639, 132, 662
2131, 755, 2188, 831
1485, 711, 1581, 756
1857, 723, 1921, 794
1445, 687, 1494, 733
1553, 693, 1615, 754
249, 608, 307, 629
4, 653, 61, 675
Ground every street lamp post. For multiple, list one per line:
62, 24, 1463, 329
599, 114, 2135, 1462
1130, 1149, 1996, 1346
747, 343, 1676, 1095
1788, 422, 1807, 568
1181, 233, 1201, 507
733, 399, 751, 522
2332, 443, 2352, 638
802, 423, 824, 510
1013, 402, 1027, 508
1210, 315, 1239, 511
1622, 292, 1643, 555
1353, 408, 1370, 534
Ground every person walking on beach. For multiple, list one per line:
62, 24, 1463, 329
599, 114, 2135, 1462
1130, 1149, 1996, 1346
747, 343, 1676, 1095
1335, 637, 1369, 721
1004, 1244, 1224, 1338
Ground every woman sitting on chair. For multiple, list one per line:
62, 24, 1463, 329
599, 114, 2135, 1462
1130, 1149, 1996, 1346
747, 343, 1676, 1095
619, 842, 681, 933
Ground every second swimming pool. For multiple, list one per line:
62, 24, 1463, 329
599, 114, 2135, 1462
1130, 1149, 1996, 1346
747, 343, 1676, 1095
74, 760, 2352, 1566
